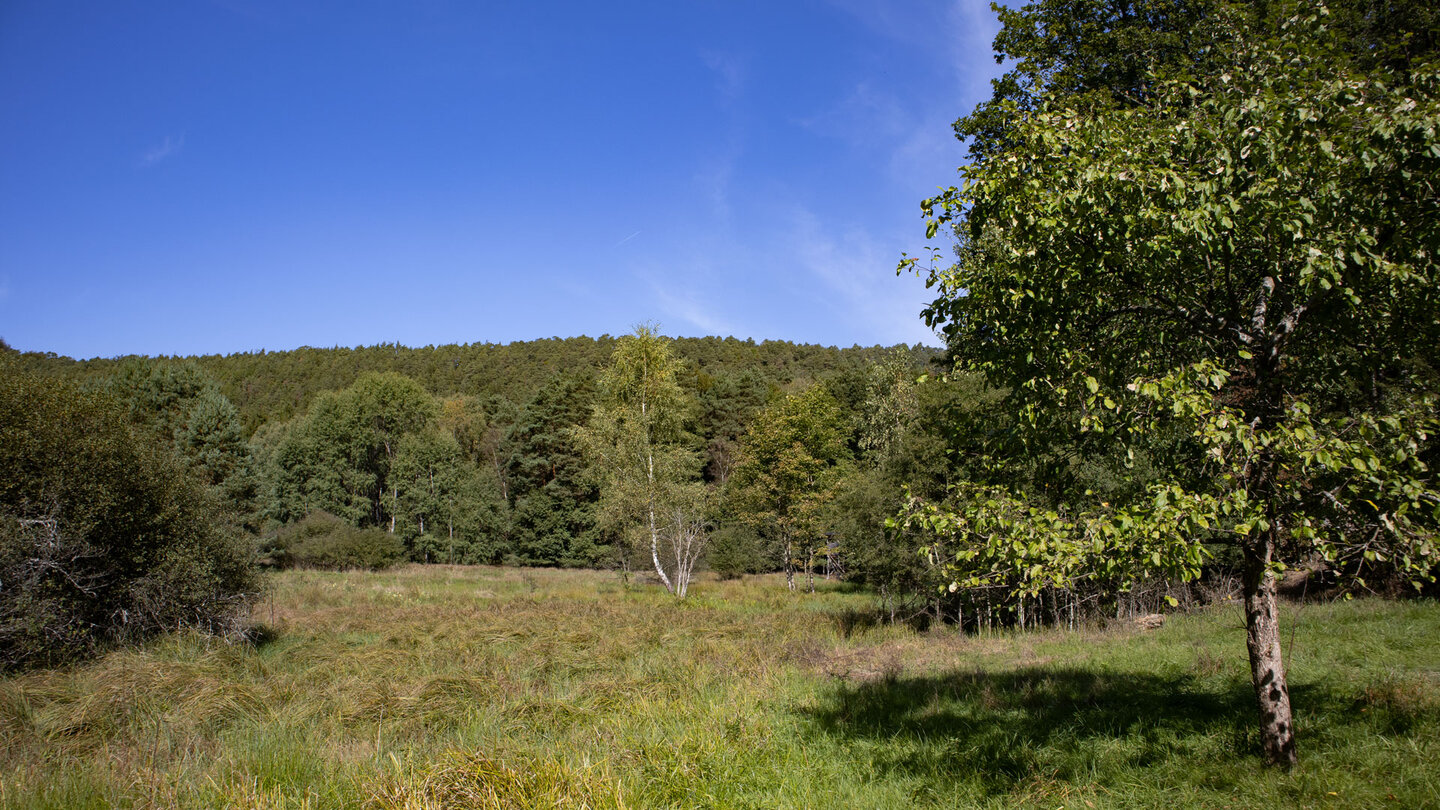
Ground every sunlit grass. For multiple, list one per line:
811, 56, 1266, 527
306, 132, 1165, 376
1, 565, 1435, 808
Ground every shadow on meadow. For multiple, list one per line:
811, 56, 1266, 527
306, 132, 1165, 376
796, 664, 1414, 795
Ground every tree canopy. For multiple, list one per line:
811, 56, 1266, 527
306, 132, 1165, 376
903, 2, 1440, 766
580, 325, 707, 595
729, 385, 852, 591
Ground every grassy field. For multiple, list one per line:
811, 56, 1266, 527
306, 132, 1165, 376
1, 565, 1436, 809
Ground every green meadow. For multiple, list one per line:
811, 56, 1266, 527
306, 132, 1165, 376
2, 566, 1436, 809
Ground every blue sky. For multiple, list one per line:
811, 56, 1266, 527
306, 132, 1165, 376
0, 1, 1003, 359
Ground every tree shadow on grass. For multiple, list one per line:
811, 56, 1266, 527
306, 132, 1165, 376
799, 666, 1281, 795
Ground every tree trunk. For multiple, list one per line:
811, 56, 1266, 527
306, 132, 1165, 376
1240, 337, 1298, 767
1243, 535, 1298, 767
646, 447, 675, 594
784, 534, 796, 592
806, 546, 815, 593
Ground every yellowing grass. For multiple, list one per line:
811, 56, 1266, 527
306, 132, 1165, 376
1, 565, 1436, 809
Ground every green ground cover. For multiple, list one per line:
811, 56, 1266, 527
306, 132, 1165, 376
2, 565, 1436, 809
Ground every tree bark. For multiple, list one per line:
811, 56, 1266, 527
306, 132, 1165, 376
646, 446, 675, 594
1243, 534, 1298, 767
1240, 334, 1298, 767
784, 533, 795, 592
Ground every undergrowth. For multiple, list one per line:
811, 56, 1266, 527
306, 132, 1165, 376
0, 565, 1435, 808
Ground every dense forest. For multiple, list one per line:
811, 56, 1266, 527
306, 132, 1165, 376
2, 335, 959, 590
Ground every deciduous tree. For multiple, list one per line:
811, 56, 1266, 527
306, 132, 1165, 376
580, 326, 707, 596
903, 7, 1440, 765
729, 385, 851, 591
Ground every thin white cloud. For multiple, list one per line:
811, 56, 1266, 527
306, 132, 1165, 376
797, 2, 1002, 195
694, 50, 749, 226
787, 207, 940, 346
945, 0, 1005, 104
700, 50, 746, 102
694, 149, 737, 225
650, 281, 741, 338
139, 134, 185, 167
614, 230, 642, 248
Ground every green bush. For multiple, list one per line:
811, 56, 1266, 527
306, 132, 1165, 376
0, 364, 262, 671
706, 524, 768, 579
272, 511, 406, 571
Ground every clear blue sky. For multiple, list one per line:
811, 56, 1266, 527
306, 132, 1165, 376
0, 1, 1003, 359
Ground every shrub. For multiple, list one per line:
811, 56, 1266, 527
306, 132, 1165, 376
706, 524, 767, 579
271, 511, 406, 571
0, 365, 261, 671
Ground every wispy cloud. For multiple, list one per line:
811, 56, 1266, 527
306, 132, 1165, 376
651, 281, 741, 337
139, 134, 185, 168
700, 50, 746, 102
694, 50, 749, 226
945, 0, 1005, 103
815, 0, 1003, 179
694, 149, 738, 225
786, 207, 940, 346
614, 230, 642, 248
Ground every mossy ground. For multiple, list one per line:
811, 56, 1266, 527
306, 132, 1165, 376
2, 565, 1436, 808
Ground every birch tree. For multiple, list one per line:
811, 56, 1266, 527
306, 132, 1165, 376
580, 325, 707, 596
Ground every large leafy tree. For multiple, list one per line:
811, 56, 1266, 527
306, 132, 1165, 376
392, 429, 508, 564
904, 7, 1439, 765
106, 358, 258, 527
957, 0, 1227, 163
265, 372, 438, 531
506, 372, 602, 567
729, 385, 852, 591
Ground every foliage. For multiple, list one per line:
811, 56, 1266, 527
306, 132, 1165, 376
0, 365, 260, 671
696, 367, 772, 485
910, 6, 1440, 591
505, 372, 604, 567
704, 523, 768, 579
105, 357, 260, 529
264, 372, 439, 530
834, 373, 1007, 618
957, 0, 1231, 163
393, 429, 510, 565
728, 385, 852, 590
269, 511, 406, 571
262, 372, 516, 565
579, 325, 708, 595
904, 2, 1440, 765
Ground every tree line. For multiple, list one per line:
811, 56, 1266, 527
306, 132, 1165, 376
1, 334, 956, 593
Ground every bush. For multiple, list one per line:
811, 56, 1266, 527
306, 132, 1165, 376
706, 524, 768, 579
0, 365, 261, 671
271, 511, 406, 571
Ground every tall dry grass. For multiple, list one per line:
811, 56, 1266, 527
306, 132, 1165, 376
1, 564, 1436, 808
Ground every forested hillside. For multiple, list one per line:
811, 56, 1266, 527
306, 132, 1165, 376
9, 336, 935, 433
3, 335, 952, 586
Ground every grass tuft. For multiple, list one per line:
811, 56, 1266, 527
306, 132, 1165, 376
364, 750, 627, 810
